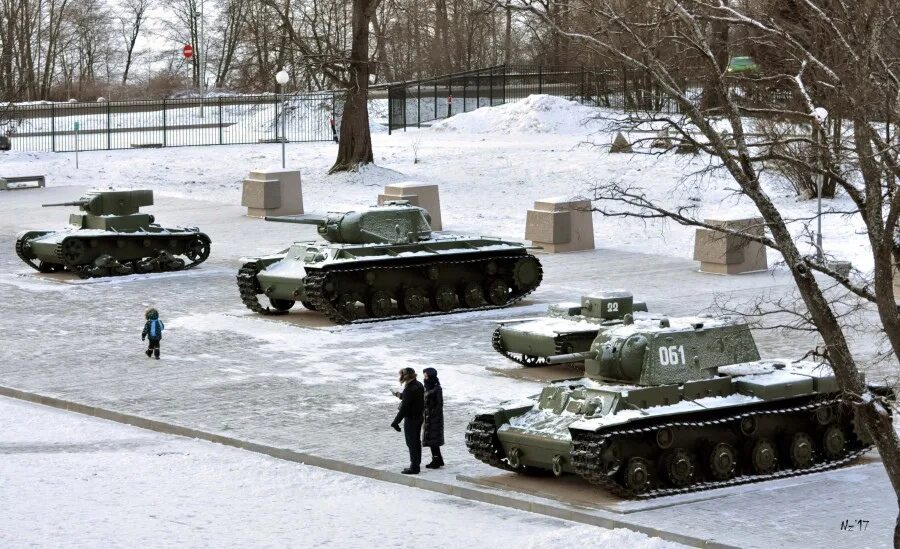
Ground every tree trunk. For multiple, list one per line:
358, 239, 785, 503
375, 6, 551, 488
329, 0, 376, 173
699, 15, 729, 112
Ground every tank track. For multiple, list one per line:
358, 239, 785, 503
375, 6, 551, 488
569, 398, 871, 499
490, 326, 580, 368
15, 232, 56, 272
465, 417, 515, 471
242, 253, 543, 324
49, 233, 211, 279
237, 262, 291, 315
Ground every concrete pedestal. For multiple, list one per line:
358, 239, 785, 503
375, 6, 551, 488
241, 168, 303, 218
693, 217, 768, 274
525, 197, 595, 253
377, 182, 442, 230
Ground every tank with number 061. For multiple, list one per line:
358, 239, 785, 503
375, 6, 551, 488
237, 201, 543, 323
467, 314, 893, 498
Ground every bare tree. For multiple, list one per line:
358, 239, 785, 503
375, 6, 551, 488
507, 0, 900, 544
119, 0, 151, 84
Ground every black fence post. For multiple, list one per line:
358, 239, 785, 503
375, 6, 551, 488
538, 65, 543, 94
218, 97, 224, 144
162, 99, 167, 147
106, 100, 112, 150
51, 105, 56, 152
489, 68, 494, 106
274, 95, 279, 141
503, 65, 508, 104
417, 83, 421, 128
387, 87, 392, 135
622, 65, 628, 111
579, 65, 584, 104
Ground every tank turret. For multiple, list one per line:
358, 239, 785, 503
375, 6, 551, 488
266, 201, 432, 245
546, 317, 761, 385
43, 189, 154, 216
16, 188, 209, 278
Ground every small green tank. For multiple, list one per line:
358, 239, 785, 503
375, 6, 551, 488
15, 190, 211, 278
237, 201, 543, 323
492, 291, 653, 366
467, 314, 891, 497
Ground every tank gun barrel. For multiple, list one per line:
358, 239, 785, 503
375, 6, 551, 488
42, 200, 89, 208
546, 350, 597, 364
264, 214, 328, 225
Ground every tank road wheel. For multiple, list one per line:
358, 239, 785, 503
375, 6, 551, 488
512, 256, 542, 290
663, 448, 695, 487
739, 416, 758, 436
433, 285, 459, 312
269, 298, 295, 312
184, 235, 211, 263
61, 238, 87, 264
400, 287, 428, 315
335, 293, 361, 321
462, 281, 486, 308
132, 258, 156, 274
655, 427, 675, 450
301, 300, 318, 311
821, 425, 846, 459
486, 279, 509, 306
622, 457, 652, 494
708, 442, 737, 480
786, 432, 815, 469
749, 439, 778, 474
366, 290, 393, 318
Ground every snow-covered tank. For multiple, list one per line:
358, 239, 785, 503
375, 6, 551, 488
467, 314, 890, 497
492, 291, 653, 366
237, 201, 543, 323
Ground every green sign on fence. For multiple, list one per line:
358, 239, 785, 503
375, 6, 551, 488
74, 121, 80, 131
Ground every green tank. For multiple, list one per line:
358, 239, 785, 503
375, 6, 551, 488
492, 291, 653, 366
237, 201, 543, 323
467, 314, 891, 497
15, 190, 211, 278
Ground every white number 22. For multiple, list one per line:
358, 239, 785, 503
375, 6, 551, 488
658, 345, 687, 366
607, 302, 619, 312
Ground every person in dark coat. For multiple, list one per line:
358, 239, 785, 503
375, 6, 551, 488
141, 308, 164, 359
422, 367, 445, 469
391, 367, 425, 474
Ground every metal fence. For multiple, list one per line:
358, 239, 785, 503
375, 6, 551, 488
3, 92, 339, 152
378, 65, 696, 133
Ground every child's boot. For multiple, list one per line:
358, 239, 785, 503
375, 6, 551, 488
145, 349, 152, 358
154, 349, 160, 359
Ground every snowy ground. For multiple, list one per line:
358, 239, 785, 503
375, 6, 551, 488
0, 396, 680, 548
1, 95, 897, 548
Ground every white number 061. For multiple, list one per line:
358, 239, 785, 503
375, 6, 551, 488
658, 345, 687, 366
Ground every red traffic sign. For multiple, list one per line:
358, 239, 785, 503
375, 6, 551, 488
183, 44, 194, 59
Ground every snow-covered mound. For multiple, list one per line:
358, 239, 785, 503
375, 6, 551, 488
432, 94, 609, 135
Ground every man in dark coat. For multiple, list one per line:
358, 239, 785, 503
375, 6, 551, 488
422, 367, 445, 468
391, 367, 425, 474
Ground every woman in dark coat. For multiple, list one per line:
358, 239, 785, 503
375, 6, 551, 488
422, 367, 445, 468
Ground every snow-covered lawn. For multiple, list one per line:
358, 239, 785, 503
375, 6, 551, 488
1, 94, 876, 272
0, 396, 681, 548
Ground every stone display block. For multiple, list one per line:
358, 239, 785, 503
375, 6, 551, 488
377, 181, 442, 230
525, 197, 595, 253
693, 217, 768, 274
241, 168, 303, 218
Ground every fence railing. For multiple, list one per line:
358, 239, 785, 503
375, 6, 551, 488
3, 92, 339, 153
377, 64, 804, 133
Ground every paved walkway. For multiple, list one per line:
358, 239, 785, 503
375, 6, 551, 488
2, 187, 897, 548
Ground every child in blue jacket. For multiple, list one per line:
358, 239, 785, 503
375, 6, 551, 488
141, 308, 164, 359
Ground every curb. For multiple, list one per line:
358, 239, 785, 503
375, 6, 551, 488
0, 385, 734, 549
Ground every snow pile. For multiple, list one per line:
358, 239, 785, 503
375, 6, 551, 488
432, 94, 610, 135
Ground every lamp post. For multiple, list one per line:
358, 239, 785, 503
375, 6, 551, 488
276, 69, 290, 168
812, 107, 829, 262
